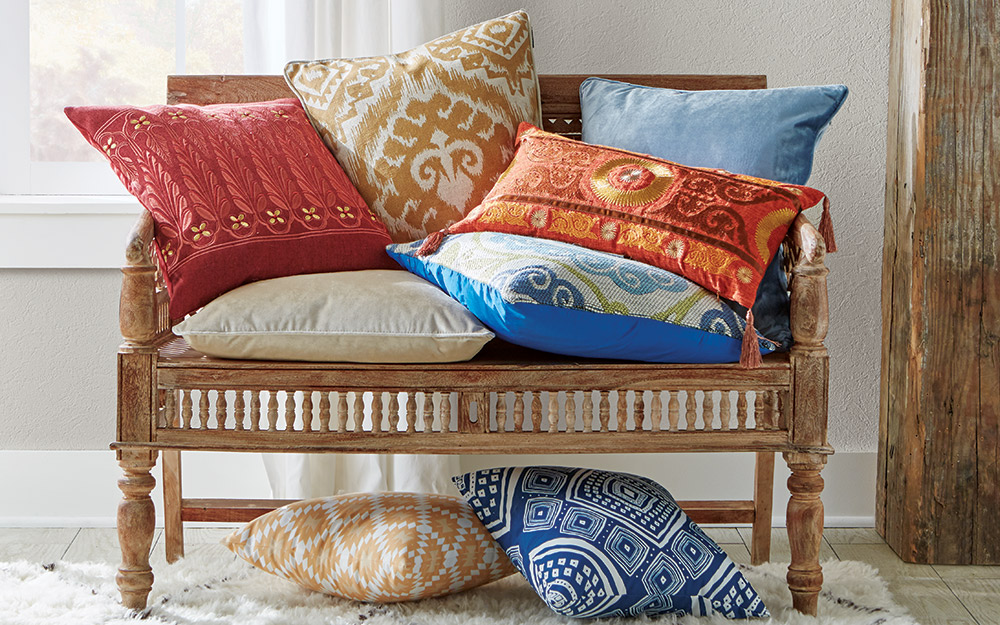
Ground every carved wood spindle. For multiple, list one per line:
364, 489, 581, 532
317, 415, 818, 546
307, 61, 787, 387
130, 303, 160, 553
267, 391, 278, 432
420, 392, 433, 432
753, 392, 765, 430
181, 390, 194, 430
388, 393, 400, 433
634, 391, 645, 430
198, 391, 210, 430
233, 390, 245, 431
582, 391, 594, 433
548, 391, 560, 433
353, 392, 365, 433
685, 391, 697, 430
336, 392, 348, 433
719, 390, 732, 430
302, 391, 313, 433
778, 391, 789, 430
492, 392, 502, 432
599, 391, 611, 433
406, 394, 416, 433
565, 391, 577, 433
651, 391, 663, 432
530, 392, 542, 432
513, 392, 525, 432
736, 392, 748, 430
249, 392, 261, 431
318, 392, 331, 432
371, 392, 383, 432
762, 391, 776, 430
702, 390, 714, 430
440, 393, 452, 432
618, 391, 630, 431
215, 390, 227, 430
667, 390, 680, 431
163, 390, 176, 430
284, 391, 296, 431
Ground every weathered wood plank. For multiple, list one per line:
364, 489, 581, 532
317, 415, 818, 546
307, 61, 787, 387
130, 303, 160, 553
166, 74, 766, 110
123, 429, 800, 454
177, 497, 754, 525
880, 0, 1000, 564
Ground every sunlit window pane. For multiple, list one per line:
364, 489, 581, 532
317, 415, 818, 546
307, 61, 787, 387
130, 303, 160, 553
29, 0, 244, 164
185, 0, 244, 75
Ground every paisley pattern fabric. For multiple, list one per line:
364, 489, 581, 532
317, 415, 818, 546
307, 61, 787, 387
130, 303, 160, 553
446, 124, 825, 310
388, 233, 776, 363
284, 11, 542, 242
223, 493, 516, 602
454, 467, 769, 619
65, 99, 395, 319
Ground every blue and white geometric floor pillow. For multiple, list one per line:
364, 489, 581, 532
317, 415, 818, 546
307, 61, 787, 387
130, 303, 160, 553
453, 467, 769, 619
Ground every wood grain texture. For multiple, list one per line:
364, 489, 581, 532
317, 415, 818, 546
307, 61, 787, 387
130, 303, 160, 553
127, 429, 804, 454
174, 497, 755, 525
880, 0, 1000, 565
161, 450, 182, 563
751, 451, 775, 565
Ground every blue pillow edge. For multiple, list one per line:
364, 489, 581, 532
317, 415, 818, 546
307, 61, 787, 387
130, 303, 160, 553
386, 240, 777, 363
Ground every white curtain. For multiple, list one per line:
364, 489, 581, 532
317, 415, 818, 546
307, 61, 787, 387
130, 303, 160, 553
242, 1, 456, 499
243, 0, 446, 72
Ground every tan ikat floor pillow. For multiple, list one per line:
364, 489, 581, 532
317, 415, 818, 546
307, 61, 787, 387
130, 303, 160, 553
223, 492, 516, 602
284, 11, 542, 242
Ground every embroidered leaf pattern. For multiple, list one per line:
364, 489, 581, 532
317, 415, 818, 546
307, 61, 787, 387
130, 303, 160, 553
67, 99, 393, 318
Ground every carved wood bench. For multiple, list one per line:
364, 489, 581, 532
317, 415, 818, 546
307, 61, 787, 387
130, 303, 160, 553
112, 73, 832, 616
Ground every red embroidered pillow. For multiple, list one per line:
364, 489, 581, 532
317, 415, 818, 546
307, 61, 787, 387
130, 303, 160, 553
441, 123, 827, 313
65, 99, 397, 319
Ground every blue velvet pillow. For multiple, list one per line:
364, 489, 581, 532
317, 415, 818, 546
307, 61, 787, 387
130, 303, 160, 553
388, 232, 776, 364
454, 466, 769, 619
579, 78, 848, 348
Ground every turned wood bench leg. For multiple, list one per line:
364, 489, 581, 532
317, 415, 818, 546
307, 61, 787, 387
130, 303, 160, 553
117, 450, 157, 610
784, 451, 826, 616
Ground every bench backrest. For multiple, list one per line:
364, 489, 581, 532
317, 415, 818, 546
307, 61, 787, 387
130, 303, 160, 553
166, 74, 767, 139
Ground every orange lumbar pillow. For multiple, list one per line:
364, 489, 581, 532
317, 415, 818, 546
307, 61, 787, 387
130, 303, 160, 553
425, 123, 833, 367
223, 492, 516, 602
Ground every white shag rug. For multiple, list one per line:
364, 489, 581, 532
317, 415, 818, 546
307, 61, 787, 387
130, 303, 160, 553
0, 555, 917, 625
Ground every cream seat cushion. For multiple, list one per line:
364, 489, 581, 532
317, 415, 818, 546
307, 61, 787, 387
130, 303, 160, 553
173, 270, 493, 362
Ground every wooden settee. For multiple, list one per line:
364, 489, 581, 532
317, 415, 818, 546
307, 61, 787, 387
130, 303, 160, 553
113, 73, 833, 616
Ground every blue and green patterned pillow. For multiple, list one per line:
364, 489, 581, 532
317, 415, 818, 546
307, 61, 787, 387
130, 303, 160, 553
453, 466, 769, 619
387, 232, 776, 363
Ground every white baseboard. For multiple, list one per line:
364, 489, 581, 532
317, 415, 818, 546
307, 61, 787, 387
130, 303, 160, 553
0, 450, 876, 527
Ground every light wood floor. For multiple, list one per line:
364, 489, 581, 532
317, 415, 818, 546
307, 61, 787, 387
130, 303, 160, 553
1, 526, 996, 624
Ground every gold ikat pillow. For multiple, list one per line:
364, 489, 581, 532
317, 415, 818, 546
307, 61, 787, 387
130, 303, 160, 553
222, 492, 516, 602
284, 11, 542, 242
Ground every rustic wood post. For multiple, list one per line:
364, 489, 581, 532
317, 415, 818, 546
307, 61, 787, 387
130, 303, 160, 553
785, 214, 830, 616
116, 212, 160, 609
880, 0, 1000, 564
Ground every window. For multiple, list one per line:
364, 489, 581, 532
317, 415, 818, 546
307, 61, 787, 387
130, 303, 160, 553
1, 0, 245, 196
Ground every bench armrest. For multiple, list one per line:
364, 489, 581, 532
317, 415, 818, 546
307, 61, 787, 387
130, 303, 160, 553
785, 213, 829, 352
120, 211, 171, 348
